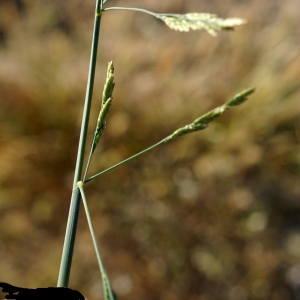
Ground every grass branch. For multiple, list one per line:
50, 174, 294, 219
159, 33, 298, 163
84, 140, 165, 183
84, 88, 254, 184
103, 7, 158, 17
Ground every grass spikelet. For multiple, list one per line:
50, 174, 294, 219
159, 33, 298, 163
83, 61, 115, 180
91, 61, 115, 154
225, 87, 255, 106
166, 87, 255, 140
102, 61, 115, 104
157, 13, 247, 36
92, 97, 112, 153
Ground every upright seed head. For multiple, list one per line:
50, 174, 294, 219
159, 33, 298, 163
102, 61, 115, 105
91, 62, 115, 154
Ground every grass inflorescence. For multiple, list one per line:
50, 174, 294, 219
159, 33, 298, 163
56, 0, 254, 298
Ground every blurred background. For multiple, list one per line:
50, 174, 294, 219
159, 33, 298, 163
0, 0, 300, 299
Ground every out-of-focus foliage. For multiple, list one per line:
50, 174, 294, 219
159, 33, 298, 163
0, 0, 300, 300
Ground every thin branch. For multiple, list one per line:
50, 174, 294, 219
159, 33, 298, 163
103, 7, 158, 17
84, 139, 165, 183
77, 182, 115, 300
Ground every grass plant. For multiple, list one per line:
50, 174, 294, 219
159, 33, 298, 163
2, 1, 300, 299
55, 0, 254, 298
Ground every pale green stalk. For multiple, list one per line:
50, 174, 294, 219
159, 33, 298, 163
77, 182, 115, 300
84, 140, 165, 183
103, 7, 158, 17
57, 0, 103, 287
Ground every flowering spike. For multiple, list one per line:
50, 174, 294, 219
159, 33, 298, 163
91, 61, 115, 154
157, 13, 246, 36
165, 87, 255, 141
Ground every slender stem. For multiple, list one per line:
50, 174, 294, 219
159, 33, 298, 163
103, 7, 158, 18
77, 182, 106, 276
57, 0, 103, 287
83, 134, 96, 181
77, 182, 115, 300
84, 139, 166, 184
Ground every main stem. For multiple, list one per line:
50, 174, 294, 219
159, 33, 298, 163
57, 0, 103, 287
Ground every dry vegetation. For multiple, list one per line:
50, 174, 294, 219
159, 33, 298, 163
0, 0, 300, 299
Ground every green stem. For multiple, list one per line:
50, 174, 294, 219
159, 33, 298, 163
57, 0, 103, 287
103, 7, 158, 17
84, 139, 166, 184
77, 182, 106, 276
77, 182, 114, 300
83, 134, 96, 182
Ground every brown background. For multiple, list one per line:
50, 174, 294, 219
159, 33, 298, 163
0, 0, 300, 300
